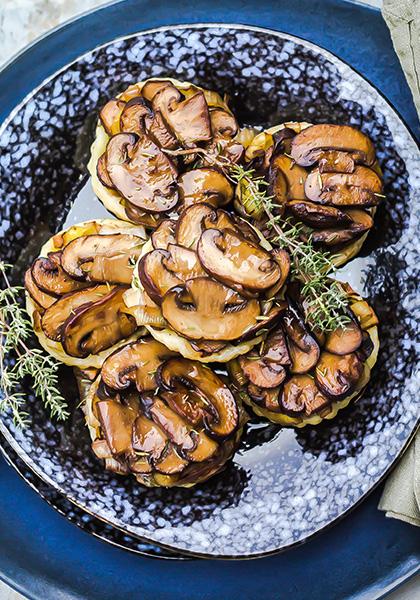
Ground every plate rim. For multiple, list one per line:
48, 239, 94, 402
0, 21, 419, 560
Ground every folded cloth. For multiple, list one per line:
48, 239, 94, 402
378, 0, 420, 527
382, 0, 420, 118
379, 433, 420, 526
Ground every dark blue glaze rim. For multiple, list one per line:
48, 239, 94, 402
0, 0, 419, 597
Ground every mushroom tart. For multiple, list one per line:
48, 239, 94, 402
126, 203, 291, 362
228, 283, 379, 427
236, 122, 384, 266
84, 337, 246, 487
88, 78, 250, 228
25, 219, 148, 368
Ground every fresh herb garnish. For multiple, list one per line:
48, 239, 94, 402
0, 262, 69, 427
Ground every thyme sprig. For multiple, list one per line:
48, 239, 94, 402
0, 262, 69, 427
164, 147, 350, 332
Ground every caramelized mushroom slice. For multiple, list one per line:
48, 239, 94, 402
132, 414, 168, 461
261, 327, 291, 365
157, 358, 239, 437
175, 203, 215, 249
161, 277, 260, 341
119, 97, 152, 133
311, 218, 373, 246
248, 384, 281, 412
324, 317, 363, 355
269, 154, 307, 205
24, 268, 57, 310
315, 351, 364, 399
61, 233, 143, 284
283, 308, 320, 374
138, 244, 206, 304
146, 110, 178, 150
101, 338, 176, 392
178, 168, 233, 208
265, 249, 291, 298
96, 399, 138, 455
239, 356, 287, 389
198, 228, 281, 291
142, 80, 181, 103
151, 219, 177, 250
237, 303, 287, 342
189, 340, 227, 356
164, 92, 212, 145
184, 430, 218, 462
149, 397, 196, 451
290, 124, 376, 170
209, 108, 238, 138
106, 133, 178, 213
41, 284, 112, 341
288, 200, 352, 228
97, 153, 115, 189
305, 166, 383, 207
62, 287, 136, 358
99, 98, 126, 135
281, 375, 329, 416
154, 444, 188, 474
32, 252, 89, 295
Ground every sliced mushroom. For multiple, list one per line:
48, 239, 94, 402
281, 375, 329, 416
138, 244, 206, 304
32, 252, 89, 295
239, 356, 286, 389
290, 124, 376, 171
324, 316, 363, 355
106, 133, 178, 213
269, 154, 307, 205
189, 340, 227, 356
198, 228, 281, 291
315, 351, 364, 399
154, 444, 188, 475
41, 284, 112, 341
209, 108, 238, 138
261, 327, 291, 365
288, 200, 352, 228
305, 166, 383, 207
175, 203, 215, 249
96, 399, 138, 455
119, 97, 152, 133
100, 338, 176, 392
60, 234, 143, 284
24, 268, 57, 310
283, 307, 320, 374
99, 98, 126, 136
157, 358, 239, 437
311, 222, 372, 246
356, 331, 375, 361
142, 80, 180, 103
184, 430, 218, 462
163, 92, 212, 145
248, 384, 281, 412
178, 168, 233, 208
62, 286, 137, 358
146, 110, 178, 150
151, 219, 177, 250
161, 277, 260, 341
237, 303, 286, 342
265, 249, 291, 298
97, 153, 115, 189
132, 414, 168, 461
149, 397, 196, 451
123, 202, 162, 228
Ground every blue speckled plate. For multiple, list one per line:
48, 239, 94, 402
0, 19, 419, 562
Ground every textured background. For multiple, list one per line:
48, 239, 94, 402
0, 0, 417, 598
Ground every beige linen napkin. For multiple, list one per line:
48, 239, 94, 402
378, 0, 420, 525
